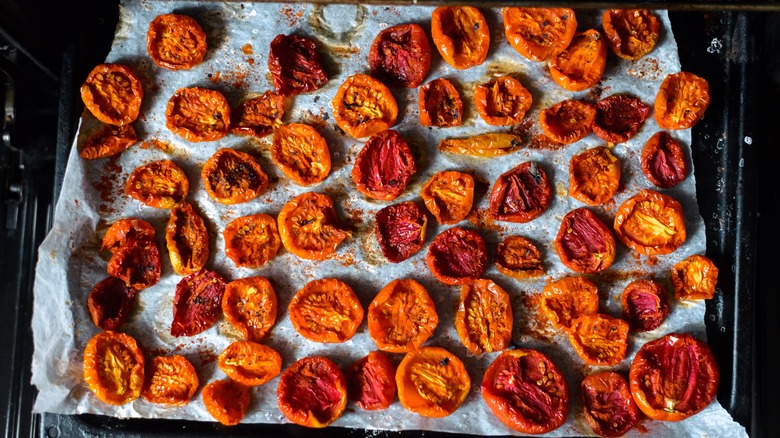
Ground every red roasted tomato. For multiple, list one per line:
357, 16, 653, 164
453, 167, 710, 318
641, 131, 688, 188
621, 279, 670, 332
369, 24, 431, 88
593, 94, 651, 144
346, 351, 397, 411
553, 208, 616, 274
202, 379, 251, 426
489, 162, 552, 223
581, 372, 640, 437
268, 34, 328, 97
277, 356, 348, 428
427, 226, 487, 285
101, 218, 156, 254
375, 201, 427, 263
352, 130, 416, 200
107, 238, 161, 290
171, 270, 227, 337
418, 78, 463, 127
88, 276, 137, 330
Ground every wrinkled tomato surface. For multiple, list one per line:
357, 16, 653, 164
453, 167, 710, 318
202, 148, 268, 204
455, 279, 513, 355
107, 238, 161, 290
268, 34, 328, 97
474, 75, 533, 126
431, 6, 490, 70
171, 270, 226, 337
614, 189, 687, 255
568, 314, 629, 366
502, 7, 577, 61
581, 372, 640, 437
102, 218, 156, 254
277, 356, 348, 428
439, 133, 521, 157
602, 9, 660, 60
230, 90, 285, 138
368, 279, 438, 353
540, 276, 599, 331
288, 278, 364, 343
80, 63, 143, 126
418, 78, 463, 127
421, 171, 474, 224
427, 226, 487, 285
88, 276, 137, 330
396, 346, 470, 418
495, 235, 544, 279
641, 131, 688, 188
146, 14, 207, 70
165, 87, 230, 142
126, 160, 189, 209
218, 340, 282, 386
277, 192, 348, 260
569, 147, 621, 206
222, 276, 277, 341
223, 214, 281, 268
489, 161, 552, 223
539, 99, 596, 144
142, 355, 199, 406
347, 351, 397, 411
550, 29, 606, 92
166, 202, 209, 275
369, 24, 431, 88
375, 202, 427, 263
655, 71, 711, 130
672, 255, 719, 300
272, 123, 331, 186
353, 130, 416, 200
593, 94, 651, 144
83, 331, 145, 406
621, 279, 670, 332
202, 379, 251, 426
80, 124, 137, 160
332, 74, 398, 138
554, 207, 616, 274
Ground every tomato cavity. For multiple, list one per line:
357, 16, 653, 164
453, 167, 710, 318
502, 167, 546, 215
561, 213, 608, 258
288, 364, 342, 422
435, 236, 481, 277
493, 356, 558, 422
171, 270, 226, 337
625, 287, 667, 331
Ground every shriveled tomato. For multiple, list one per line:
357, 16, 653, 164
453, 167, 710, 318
126, 160, 189, 209
80, 63, 143, 126
396, 346, 470, 418
539, 99, 596, 144
614, 189, 687, 255
474, 76, 533, 126
218, 340, 282, 386
455, 279, 513, 355
672, 255, 719, 300
353, 130, 416, 200
418, 78, 463, 127
166, 202, 209, 275
593, 94, 651, 144
641, 131, 688, 188
502, 7, 577, 62
622, 279, 670, 332
202, 148, 268, 205
346, 351, 397, 410
581, 372, 639, 437
367, 279, 438, 353
88, 276, 136, 330
83, 331, 144, 406
223, 214, 281, 268
101, 218, 155, 254
272, 123, 331, 186
222, 276, 277, 341
602, 9, 660, 61
489, 161, 552, 223
482, 349, 569, 434
375, 202, 427, 263
165, 87, 230, 142
80, 124, 137, 160
171, 270, 226, 337
568, 314, 629, 366
431, 6, 490, 70
278, 356, 347, 428
107, 238, 161, 290
550, 29, 606, 92
146, 14, 207, 70
655, 71, 711, 130
142, 355, 199, 406
540, 276, 599, 331
269, 34, 328, 97
369, 23, 431, 88
421, 171, 474, 224
495, 235, 544, 279
230, 91, 285, 138
569, 147, 621, 206
629, 333, 719, 421
427, 226, 487, 285
203, 379, 251, 426
277, 192, 348, 260
554, 208, 616, 274
439, 133, 521, 157
332, 74, 398, 138
288, 278, 364, 343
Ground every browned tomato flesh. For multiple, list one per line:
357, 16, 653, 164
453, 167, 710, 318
346, 351, 397, 411
203, 379, 251, 426
272, 123, 331, 186
369, 24, 431, 88
126, 160, 189, 209
277, 356, 348, 428
420, 171, 474, 224
101, 218, 156, 254
277, 192, 348, 260
223, 214, 281, 268
202, 148, 269, 204
375, 201, 427, 263
165, 87, 230, 142
352, 130, 416, 200
581, 371, 640, 437
602, 9, 660, 60
230, 91, 285, 138
146, 14, 207, 70
539, 99, 595, 145
593, 95, 651, 144
489, 162, 552, 223
641, 131, 688, 188
554, 208, 616, 274
80, 64, 144, 126
455, 279, 513, 355
80, 124, 137, 160
540, 276, 599, 331
495, 235, 544, 279
621, 279, 670, 332
107, 239, 161, 290
474, 75, 533, 126
569, 147, 621, 206
418, 78, 463, 127
427, 226, 487, 285
88, 276, 137, 330
171, 270, 227, 337
268, 34, 328, 97
672, 255, 719, 300
166, 202, 209, 275
614, 189, 686, 255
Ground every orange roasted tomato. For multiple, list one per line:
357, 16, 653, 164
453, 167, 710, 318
569, 147, 621, 206
495, 235, 544, 279
655, 71, 711, 130
222, 276, 277, 342
554, 208, 616, 274
474, 76, 533, 126
141, 355, 199, 406
367, 279, 438, 353
83, 331, 144, 406
203, 379, 251, 426
346, 351, 397, 411
455, 279, 513, 355
418, 78, 463, 127
622, 278, 670, 332
396, 346, 470, 418
165, 87, 230, 142
369, 23, 431, 88
602, 9, 661, 61
126, 160, 189, 209
88, 276, 136, 330
288, 278, 364, 343
202, 148, 268, 205
581, 372, 640, 438
272, 123, 331, 186
550, 29, 607, 92
568, 314, 629, 366
427, 226, 487, 285
482, 349, 569, 434
171, 270, 226, 337
502, 8, 576, 61
541, 276, 599, 331
146, 14, 207, 70
641, 131, 688, 188
489, 161, 552, 223
80, 124, 137, 160
439, 133, 521, 157
353, 130, 416, 200
539, 99, 596, 145
629, 333, 719, 421
107, 238, 161, 290
278, 356, 348, 428
333, 74, 398, 138
672, 255, 719, 300
218, 340, 282, 386
80, 63, 143, 126
614, 189, 687, 255
593, 94, 651, 144
268, 34, 328, 97
375, 202, 427, 263
431, 6, 490, 70
101, 218, 156, 254
223, 214, 281, 268
421, 171, 474, 224
230, 91, 285, 138
166, 202, 209, 275
277, 192, 348, 260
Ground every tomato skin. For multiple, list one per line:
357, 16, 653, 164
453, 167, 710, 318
223, 214, 281, 268
347, 351, 397, 410
273, 123, 331, 186
614, 189, 687, 255
107, 238, 161, 290
602, 9, 660, 60
202, 148, 269, 204
569, 147, 621, 206
369, 23, 431, 88
288, 278, 364, 343
672, 255, 719, 300
641, 131, 688, 188
80, 63, 144, 126
171, 270, 227, 337
427, 226, 487, 285
165, 87, 230, 142
549, 30, 607, 92
593, 94, 651, 144
203, 379, 251, 426
126, 160, 189, 209
230, 90, 285, 138
218, 340, 282, 386
222, 276, 277, 342
418, 78, 463, 127
375, 202, 427, 263
502, 7, 577, 62
332, 74, 398, 138
539, 99, 596, 145
495, 235, 544, 279
431, 6, 490, 70
396, 346, 470, 418
146, 14, 207, 70
80, 124, 137, 160
489, 161, 552, 223
439, 133, 521, 157
553, 207, 616, 274
621, 279, 670, 332
474, 75, 533, 126
88, 276, 137, 330
367, 279, 438, 353
269, 34, 328, 97
277, 192, 348, 260
83, 331, 145, 406
455, 279, 513, 355
102, 218, 156, 254
166, 202, 209, 275
581, 371, 639, 437
353, 130, 416, 200
421, 171, 474, 224
277, 356, 348, 428
540, 276, 599, 331
142, 355, 199, 406
655, 71, 711, 130
568, 314, 629, 366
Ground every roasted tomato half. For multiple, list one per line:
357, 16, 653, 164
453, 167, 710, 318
540, 276, 599, 331
455, 279, 513, 355
107, 239, 161, 290
353, 130, 416, 200
629, 333, 719, 421
621, 278, 670, 332
581, 371, 640, 437
202, 148, 268, 204
102, 218, 156, 253
568, 314, 629, 366
474, 76, 533, 126
367, 278, 438, 353
203, 379, 251, 426
142, 355, 199, 406
146, 14, 207, 70
375, 202, 427, 263
502, 7, 576, 62
272, 123, 331, 186
641, 131, 688, 188
482, 349, 569, 434
495, 235, 544, 279
230, 90, 285, 138
277, 356, 348, 428
166, 202, 209, 275
222, 276, 277, 341
218, 340, 282, 386
427, 226, 487, 285
431, 6, 490, 70
277, 192, 348, 260
554, 208, 616, 274
421, 171, 474, 224
602, 9, 660, 61
223, 214, 281, 268
439, 133, 521, 157
332, 74, 398, 139
369, 23, 431, 88
489, 161, 552, 223
80, 63, 143, 126
593, 94, 651, 144
655, 71, 711, 130
418, 78, 463, 127
126, 160, 189, 209
268, 34, 328, 97
83, 331, 144, 406
672, 254, 719, 300
88, 276, 137, 330
396, 346, 470, 418
171, 270, 226, 337
550, 29, 607, 92
539, 99, 596, 144
569, 147, 621, 206
288, 278, 364, 343
347, 351, 397, 411
80, 124, 137, 160
614, 189, 686, 255
165, 87, 230, 142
